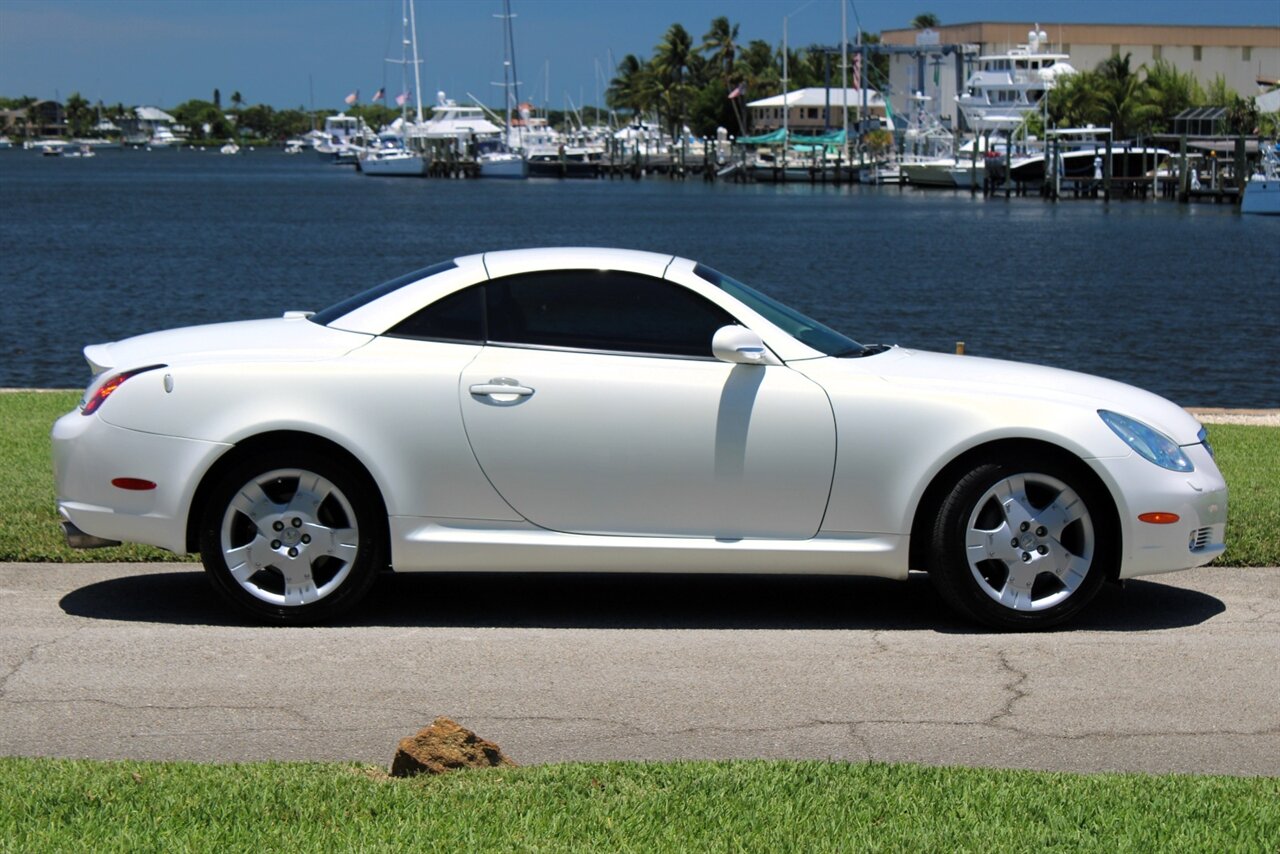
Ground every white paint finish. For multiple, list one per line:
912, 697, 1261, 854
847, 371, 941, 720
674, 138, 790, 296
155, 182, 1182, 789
390, 517, 906, 577
460, 346, 836, 539
53, 248, 1230, 592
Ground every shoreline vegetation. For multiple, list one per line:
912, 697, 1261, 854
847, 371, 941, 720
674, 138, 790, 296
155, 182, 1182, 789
3, 14, 1275, 147
2, 390, 1276, 566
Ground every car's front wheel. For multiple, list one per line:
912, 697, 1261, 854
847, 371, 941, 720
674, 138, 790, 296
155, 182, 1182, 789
928, 455, 1116, 630
198, 450, 384, 624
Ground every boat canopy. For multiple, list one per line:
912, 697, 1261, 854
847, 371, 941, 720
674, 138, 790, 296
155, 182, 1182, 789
736, 128, 848, 146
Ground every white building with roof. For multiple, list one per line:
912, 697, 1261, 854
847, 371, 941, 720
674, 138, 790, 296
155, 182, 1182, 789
747, 88, 892, 134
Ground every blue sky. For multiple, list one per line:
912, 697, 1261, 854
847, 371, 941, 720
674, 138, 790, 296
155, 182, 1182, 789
1, 0, 1277, 111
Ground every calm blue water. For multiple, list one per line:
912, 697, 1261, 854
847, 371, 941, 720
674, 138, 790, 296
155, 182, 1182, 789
1, 148, 1277, 406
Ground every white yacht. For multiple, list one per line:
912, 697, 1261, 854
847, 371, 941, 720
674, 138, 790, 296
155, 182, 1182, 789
315, 113, 373, 161
219, 140, 240, 155
360, 142, 427, 176
1241, 142, 1280, 215
956, 27, 1076, 131
412, 92, 503, 151
148, 125, 181, 148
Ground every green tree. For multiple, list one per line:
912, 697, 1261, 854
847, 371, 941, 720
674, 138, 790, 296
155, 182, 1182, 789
63, 91, 92, 137
231, 91, 243, 112
652, 23, 695, 137
701, 16, 740, 83
1142, 58, 1203, 132
911, 13, 940, 29
1096, 53, 1160, 137
607, 53, 657, 120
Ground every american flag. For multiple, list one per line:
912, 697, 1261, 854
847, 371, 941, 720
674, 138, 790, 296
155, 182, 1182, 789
344, 90, 359, 106
727, 82, 745, 100
852, 54, 861, 91
372, 88, 385, 102
396, 91, 410, 106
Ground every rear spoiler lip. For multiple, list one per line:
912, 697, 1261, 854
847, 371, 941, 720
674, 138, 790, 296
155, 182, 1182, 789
84, 343, 112, 376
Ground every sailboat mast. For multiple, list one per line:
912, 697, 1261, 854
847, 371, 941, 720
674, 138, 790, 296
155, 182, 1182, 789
408, 0, 424, 124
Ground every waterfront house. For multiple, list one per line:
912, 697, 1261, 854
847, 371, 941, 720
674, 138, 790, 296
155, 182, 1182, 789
746, 88, 892, 135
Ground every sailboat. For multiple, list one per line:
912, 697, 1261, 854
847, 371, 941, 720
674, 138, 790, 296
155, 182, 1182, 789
361, 0, 428, 177
477, 0, 529, 179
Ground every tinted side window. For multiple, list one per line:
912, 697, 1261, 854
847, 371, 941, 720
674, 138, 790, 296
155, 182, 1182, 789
486, 270, 736, 358
385, 285, 484, 343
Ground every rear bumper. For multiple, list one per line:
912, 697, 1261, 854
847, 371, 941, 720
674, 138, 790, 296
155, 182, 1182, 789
52, 409, 230, 554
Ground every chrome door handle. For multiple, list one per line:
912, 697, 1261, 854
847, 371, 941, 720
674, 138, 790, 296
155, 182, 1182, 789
469, 378, 534, 397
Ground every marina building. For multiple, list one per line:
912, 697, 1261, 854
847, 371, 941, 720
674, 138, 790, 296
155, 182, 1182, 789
880, 22, 1280, 131
745, 87, 891, 134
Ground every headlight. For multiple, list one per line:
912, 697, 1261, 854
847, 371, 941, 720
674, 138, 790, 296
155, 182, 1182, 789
1099, 410, 1194, 472
1198, 426, 1214, 460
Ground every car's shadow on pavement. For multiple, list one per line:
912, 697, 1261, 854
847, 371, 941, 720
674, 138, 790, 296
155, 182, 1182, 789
59, 569, 1225, 632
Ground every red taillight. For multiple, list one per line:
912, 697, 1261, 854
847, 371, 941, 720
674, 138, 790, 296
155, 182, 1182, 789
1138, 512, 1181, 525
111, 478, 157, 491
81, 365, 165, 416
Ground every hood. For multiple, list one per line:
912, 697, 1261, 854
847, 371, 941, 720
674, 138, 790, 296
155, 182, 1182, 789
83, 315, 374, 376
878, 349, 1204, 444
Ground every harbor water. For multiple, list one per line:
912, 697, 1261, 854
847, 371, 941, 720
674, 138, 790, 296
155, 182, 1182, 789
1, 149, 1277, 407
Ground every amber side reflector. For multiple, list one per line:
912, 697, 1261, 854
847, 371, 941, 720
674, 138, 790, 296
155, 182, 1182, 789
111, 478, 157, 491
1138, 512, 1181, 525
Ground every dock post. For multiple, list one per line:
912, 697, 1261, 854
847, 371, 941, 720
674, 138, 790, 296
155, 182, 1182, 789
1178, 135, 1189, 203
1104, 136, 1113, 201
970, 133, 978, 196
1004, 139, 1012, 198
1234, 135, 1247, 206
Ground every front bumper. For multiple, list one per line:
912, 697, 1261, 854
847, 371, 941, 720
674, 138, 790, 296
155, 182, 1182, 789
1092, 442, 1228, 579
52, 409, 230, 554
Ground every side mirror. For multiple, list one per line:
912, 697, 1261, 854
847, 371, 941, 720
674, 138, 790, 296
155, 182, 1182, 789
712, 325, 775, 365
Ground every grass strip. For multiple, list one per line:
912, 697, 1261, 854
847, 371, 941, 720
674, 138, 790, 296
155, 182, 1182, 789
1, 391, 1275, 565
1, 758, 1277, 853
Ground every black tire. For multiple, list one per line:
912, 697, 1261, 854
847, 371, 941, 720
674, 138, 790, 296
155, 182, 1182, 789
198, 448, 385, 624
928, 454, 1117, 630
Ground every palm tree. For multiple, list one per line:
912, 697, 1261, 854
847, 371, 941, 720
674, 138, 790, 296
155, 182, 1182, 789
1096, 53, 1159, 137
1142, 58, 1203, 132
652, 23, 695, 137
701, 16, 739, 83
607, 54, 656, 119
911, 13, 939, 29
231, 91, 244, 112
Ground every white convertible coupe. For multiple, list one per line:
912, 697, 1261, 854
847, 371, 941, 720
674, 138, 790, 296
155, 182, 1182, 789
52, 248, 1227, 628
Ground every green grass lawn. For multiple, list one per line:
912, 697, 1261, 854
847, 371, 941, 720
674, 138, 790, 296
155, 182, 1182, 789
1, 390, 1276, 565
2, 758, 1277, 852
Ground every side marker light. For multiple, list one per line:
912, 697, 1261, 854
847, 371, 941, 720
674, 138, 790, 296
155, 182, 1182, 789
1138, 512, 1180, 525
112, 478, 157, 491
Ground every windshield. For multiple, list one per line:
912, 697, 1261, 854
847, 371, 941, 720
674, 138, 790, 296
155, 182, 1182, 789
693, 263, 866, 357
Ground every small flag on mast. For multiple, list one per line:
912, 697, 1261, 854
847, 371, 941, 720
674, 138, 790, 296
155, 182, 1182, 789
344, 90, 358, 106
396, 91, 410, 106
727, 82, 745, 100
372, 88, 385, 102
852, 54, 861, 91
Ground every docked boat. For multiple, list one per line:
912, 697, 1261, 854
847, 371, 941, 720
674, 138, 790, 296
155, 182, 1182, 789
477, 147, 528, 179
149, 126, 181, 148
1009, 129, 1168, 185
219, 141, 240, 155
1241, 143, 1280, 215
956, 27, 1076, 132
0, 135, 12, 150
359, 143, 427, 176
476, 0, 529, 180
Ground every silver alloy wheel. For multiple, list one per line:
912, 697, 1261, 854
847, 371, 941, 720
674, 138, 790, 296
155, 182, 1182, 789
218, 467, 360, 607
964, 472, 1095, 612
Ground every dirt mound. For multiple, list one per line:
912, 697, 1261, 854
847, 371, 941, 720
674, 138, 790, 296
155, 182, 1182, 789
389, 716, 517, 777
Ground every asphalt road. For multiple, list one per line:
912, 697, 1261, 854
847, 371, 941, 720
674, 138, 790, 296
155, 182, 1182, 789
2, 562, 1277, 776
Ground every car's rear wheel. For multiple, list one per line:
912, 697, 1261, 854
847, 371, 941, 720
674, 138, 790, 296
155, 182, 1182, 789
928, 455, 1116, 630
198, 450, 384, 624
